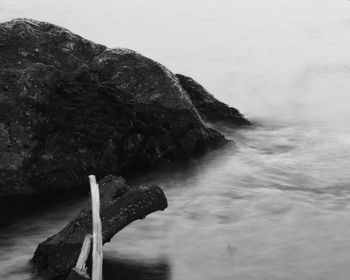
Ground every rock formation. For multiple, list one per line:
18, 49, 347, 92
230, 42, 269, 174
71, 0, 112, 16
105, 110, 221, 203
0, 18, 250, 194
176, 74, 250, 126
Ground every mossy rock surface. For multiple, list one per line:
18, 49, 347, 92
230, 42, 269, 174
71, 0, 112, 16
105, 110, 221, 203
0, 18, 249, 194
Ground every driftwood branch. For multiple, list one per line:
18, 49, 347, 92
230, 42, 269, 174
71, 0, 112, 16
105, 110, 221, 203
67, 268, 90, 280
75, 234, 92, 272
89, 175, 103, 280
67, 234, 92, 280
32, 175, 168, 279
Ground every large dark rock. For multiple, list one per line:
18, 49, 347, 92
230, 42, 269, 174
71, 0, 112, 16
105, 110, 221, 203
0, 18, 249, 194
32, 175, 168, 279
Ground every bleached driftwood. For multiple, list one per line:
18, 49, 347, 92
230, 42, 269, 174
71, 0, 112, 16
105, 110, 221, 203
89, 175, 103, 280
68, 175, 103, 280
75, 234, 92, 272
67, 234, 92, 280
32, 175, 167, 279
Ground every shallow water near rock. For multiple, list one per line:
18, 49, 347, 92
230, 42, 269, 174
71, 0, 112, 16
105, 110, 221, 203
1, 0, 350, 279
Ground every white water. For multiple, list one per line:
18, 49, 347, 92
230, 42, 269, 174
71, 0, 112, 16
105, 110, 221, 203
1, 0, 350, 279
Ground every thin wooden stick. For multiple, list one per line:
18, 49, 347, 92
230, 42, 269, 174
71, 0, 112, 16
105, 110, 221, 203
67, 268, 90, 280
89, 175, 103, 280
75, 234, 92, 271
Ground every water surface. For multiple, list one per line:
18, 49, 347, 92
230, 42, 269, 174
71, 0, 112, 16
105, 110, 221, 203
1, 0, 350, 279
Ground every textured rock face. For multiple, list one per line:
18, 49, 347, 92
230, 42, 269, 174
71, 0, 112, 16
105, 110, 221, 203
0, 18, 249, 194
176, 74, 250, 126
32, 175, 168, 279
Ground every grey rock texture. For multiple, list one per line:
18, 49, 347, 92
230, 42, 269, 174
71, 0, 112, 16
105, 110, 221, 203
176, 74, 250, 126
0, 18, 249, 194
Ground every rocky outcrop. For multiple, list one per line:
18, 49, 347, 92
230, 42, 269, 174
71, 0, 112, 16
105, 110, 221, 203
176, 74, 250, 126
0, 18, 249, 194
32, 175, 167, 279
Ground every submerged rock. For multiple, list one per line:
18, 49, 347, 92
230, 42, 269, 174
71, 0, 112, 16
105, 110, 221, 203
32, 175, 168, 279
0, 18, 249, 194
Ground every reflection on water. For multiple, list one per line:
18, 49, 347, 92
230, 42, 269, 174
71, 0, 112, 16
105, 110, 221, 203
103, 255, 170, 280
2, 0, 350, 279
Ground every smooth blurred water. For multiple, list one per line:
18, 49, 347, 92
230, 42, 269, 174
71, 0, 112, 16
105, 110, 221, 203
1, 0, 350, 279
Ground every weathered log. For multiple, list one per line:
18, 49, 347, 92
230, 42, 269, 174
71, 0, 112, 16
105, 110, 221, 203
32, 175, 168, 279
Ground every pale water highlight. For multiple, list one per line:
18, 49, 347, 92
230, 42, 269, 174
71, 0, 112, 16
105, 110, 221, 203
1, 0, 350, 279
